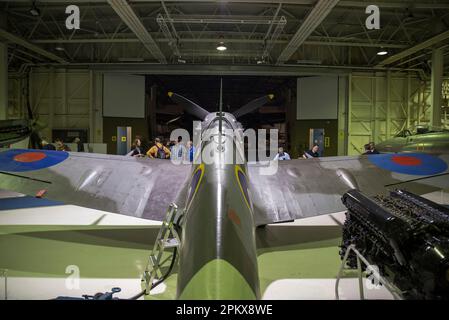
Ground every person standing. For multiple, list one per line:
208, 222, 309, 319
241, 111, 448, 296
147, 138, 171, 159
55, 138, 71, 152
187, 141, 195, 162
73, 137, 85, 152
171, 136, 187, 161
369, 141, 380, 154
362, 143, 371, 155
41, 138, 56, 150
127, 138, 144, 157
303, 144, 320, 159
274, 147, 291, 160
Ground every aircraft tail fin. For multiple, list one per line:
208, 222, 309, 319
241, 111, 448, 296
233, 94, 274, 119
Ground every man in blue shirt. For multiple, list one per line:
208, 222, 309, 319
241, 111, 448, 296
187, 140, 195, 162
274, 147, 290, 160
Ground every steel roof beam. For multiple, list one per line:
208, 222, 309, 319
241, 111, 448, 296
32, 36, 407, 48
377, 29, 449, 67
276, 0, 339, 64
0, 28, 67, 63
6, 1, 449, 9
107, 0, 167, 64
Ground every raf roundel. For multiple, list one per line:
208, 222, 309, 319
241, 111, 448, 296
0, 149, 69, 172
368, 153, 448, 176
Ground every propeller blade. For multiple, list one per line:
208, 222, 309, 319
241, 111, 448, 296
168, 92, 209, 120
166, 115, 183, 125
233, 94, 274, 118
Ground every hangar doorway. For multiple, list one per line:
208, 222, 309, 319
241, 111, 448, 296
145, 75, 343, 158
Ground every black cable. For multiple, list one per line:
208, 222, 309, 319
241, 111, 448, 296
128, 246, 178, 300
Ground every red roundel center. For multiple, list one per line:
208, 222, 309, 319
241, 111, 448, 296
13, 152, 46, 163
392, 155, 422, 166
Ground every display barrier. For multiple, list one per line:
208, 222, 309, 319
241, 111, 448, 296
335, 244, 403, 300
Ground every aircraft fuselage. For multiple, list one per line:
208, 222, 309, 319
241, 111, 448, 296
176, 112, 260, 299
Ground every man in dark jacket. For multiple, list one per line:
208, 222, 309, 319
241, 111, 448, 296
303, 144, 320, 158
41, 138, 56, 150
74, 137, 85, 152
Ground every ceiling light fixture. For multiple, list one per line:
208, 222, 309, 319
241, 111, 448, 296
377, 50, 388, 56
29, 1, 41, 17
55, 46, 64, 51
216, 42, 227, 51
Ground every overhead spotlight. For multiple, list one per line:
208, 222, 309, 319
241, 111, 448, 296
55, 46, 64, 51
216, 42, 227, 51
377, 50, 388, 56
29, 1, 41, 17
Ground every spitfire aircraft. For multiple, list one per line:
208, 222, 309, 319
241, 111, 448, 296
376, 125, 449, 154
0, 119, 33, 147
1, 84, 449, 299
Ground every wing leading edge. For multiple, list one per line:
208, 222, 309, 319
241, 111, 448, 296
248, 153, 449, 226
0, 149, 191, 221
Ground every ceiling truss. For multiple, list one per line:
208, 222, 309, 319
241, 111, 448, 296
0, 0, 448, 75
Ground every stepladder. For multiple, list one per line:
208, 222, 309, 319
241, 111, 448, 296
143, 203, 181, 295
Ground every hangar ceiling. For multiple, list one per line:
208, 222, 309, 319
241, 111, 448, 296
1, 0, 449, 75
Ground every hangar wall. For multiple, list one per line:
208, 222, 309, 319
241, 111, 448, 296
348, 72, 431, 155
7, 68, 104, 144
6, 67, 435, 157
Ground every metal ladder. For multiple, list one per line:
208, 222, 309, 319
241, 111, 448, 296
142, 203, 181, 295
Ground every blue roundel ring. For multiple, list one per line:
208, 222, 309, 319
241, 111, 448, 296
0, 149, 69, 172
368, 153, 448, 176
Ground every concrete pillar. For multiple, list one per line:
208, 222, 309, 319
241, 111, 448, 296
386, 70, 391, 139
89, 70, 94, 143
430, 47, 444, 127
406, 73, 411, 128
0, 41, 7, 120
49, 67, 55, 141
337, 75, 348, 156
347, 73, 352, 155
0, 11, 7, 120
372, 76, 380, 143
61, 69, 67, 128
149, 84, 157, 139
93, 72, 103, 143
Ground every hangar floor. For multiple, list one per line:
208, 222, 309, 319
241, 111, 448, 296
1, 189, 448, 300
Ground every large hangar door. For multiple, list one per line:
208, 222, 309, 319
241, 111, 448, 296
297, 76, 338, 120
292, 76, 341, 157
103, 74, 145, 118
102, 74, 148, 154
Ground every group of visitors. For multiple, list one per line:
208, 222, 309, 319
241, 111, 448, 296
128, 135, 195, 162
274, 141, 380, 160
274, 144, 321, 161
40, 137, 84, 152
